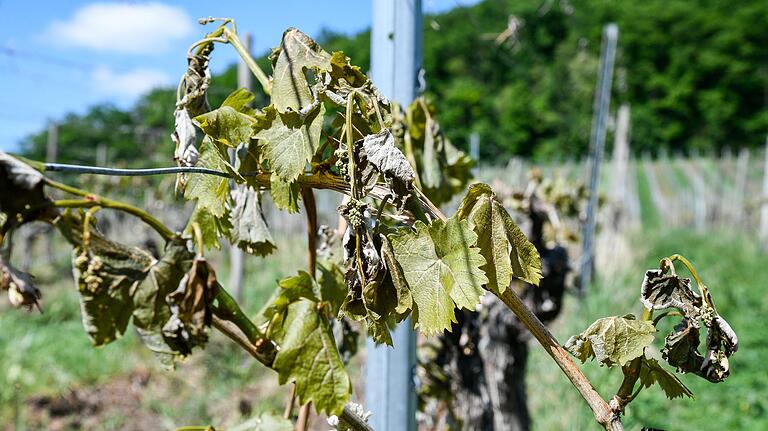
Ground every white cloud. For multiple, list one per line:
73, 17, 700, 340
91, 66, 171, 97
45, 2, 193, 54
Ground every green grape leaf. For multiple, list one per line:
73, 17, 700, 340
132, 239, 195, 368
222, 88, 256, 113
389, 217, 487, 335
229, 184, 276, 256
56, 211, 154, 346
262, 271, 320, 334
194, 106, 256, 148
272, 28, 331, 113
185, 205, 226, 250
456, 183, 542, 291
273, 298, 351, 415
269, 172, 301, 213
184, 139, 230, 218
256, 105, 324, 182
639, 357, 694, 399
565, 315, 656, 367
317, 261, 348, 317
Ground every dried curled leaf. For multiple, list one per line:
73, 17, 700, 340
700, 315, 738, 382
162, 257, 219, 351
0, 151, 49, 220
1, 256, 41, 311
641, 269, 700, 318
178, 41, 212, 118
172, 108, 199, 168
132, 239, 195, 367
662, 319, 703, 375
393, 98, 474, 205
639, 357, 693, 399
565, 314, 656, 367
362, 129, 416, 209
229, 184, 276, 256
643, 260, 739, 383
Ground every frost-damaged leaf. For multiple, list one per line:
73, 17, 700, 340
269, 173, 301, 213
644, 260, 739, 383
565, 315, 656, 367
194, 106, 256, 148
1, 256, 41, 311
641, 269, 701, 318
272, 28, 331, 113
162, 257, 218, 351
184, 139, 230, 218
663, 320, 703, 375
178, 41, 212, 118
362, 129, 416, 208
133, 239, 195, 367
56, 211, 154, 346
172, 109, 199, 168
456, 183, 542, 292
389, 217, 487, 335
256, 105, 324, 182
273, 299, 351, 415
639, 357, 694, 399
700, 315, 738, 382
379, 234, 412, 315
229, 184, 276, 256
0, 151, 49, 219
420, 117, 443, 189
174, 38, 212, 191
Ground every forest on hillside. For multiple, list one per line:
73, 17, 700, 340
20, 0, 767, 164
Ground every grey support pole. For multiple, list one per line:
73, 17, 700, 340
579, 23, 618, 293
470, 132, 480, 177
366, 1, 421, 430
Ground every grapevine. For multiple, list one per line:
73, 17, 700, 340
0, 18, 739, 431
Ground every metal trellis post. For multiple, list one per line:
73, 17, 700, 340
365, 1, 422, 430
579, 23, 618, 293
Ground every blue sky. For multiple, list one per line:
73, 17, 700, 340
0, 0, 478, 152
